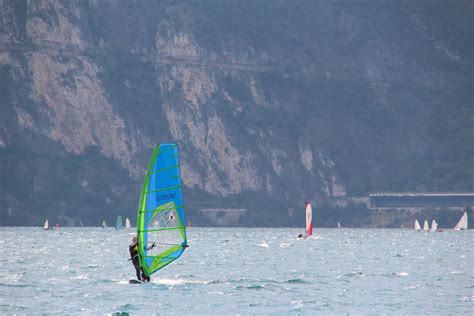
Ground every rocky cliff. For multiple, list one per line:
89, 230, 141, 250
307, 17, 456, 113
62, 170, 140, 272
0, 0, 472, 226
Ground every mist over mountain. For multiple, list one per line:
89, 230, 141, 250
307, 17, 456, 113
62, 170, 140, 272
0, 0, 472, 227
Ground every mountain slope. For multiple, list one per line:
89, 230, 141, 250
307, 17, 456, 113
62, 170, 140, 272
0, 0, 472, 226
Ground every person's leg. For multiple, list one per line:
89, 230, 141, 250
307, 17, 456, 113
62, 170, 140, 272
133, 260, 141, 280
141, 269, 150, 283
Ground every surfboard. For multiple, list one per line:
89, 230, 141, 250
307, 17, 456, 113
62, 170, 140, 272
129, 279, 145, 284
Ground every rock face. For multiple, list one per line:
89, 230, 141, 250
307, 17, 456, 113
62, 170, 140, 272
0, 1, 472, 226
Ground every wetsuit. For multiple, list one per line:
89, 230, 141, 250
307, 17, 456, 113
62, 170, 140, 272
129, 241, 150, 282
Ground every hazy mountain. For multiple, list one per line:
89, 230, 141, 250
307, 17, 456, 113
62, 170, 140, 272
0, 0, 472, 226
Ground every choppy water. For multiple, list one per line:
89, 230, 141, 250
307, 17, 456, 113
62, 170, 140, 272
0, 227, 472, 314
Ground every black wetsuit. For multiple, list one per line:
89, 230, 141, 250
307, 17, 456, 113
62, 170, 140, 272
129, 242, 150, 282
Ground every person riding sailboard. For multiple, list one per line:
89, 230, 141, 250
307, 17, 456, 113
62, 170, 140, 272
129, 235, 155, 283
129, 143, 188, 284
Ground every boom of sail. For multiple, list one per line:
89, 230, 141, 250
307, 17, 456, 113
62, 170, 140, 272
137, 144, 188, 278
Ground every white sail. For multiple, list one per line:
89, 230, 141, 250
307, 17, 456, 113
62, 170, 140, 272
430, 220, 438, 232
102, 220, 107, 228
454, 212, 468, 230
414, 220, 421, 231
43, 219, 49, 230
305, 202, 313, 236
125, 218, 131, 228
423, 220, 429, 231
337, 222, 342, 229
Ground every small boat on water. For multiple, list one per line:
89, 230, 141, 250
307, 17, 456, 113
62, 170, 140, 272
305, 201, 313, 237
414, 220, 421, 231
115, 215, 123, 230
125, 218, 131, 228
43, 219, 50, 230
299, 201, 313, 239
102, 220, 107, 228
423, 220, 430, 231
454, 212, 468, 230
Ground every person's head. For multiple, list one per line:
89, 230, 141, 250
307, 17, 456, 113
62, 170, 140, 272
132, 235, 137, 243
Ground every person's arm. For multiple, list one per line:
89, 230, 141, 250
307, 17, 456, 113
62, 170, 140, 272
146, 242, 156, 251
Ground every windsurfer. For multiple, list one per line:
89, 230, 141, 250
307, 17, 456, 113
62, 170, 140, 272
129, 235, 155, 283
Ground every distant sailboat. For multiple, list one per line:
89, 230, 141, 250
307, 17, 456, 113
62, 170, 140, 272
337, 222, 342, 229
305, 201, 313, 237
454, 212, 468, 230
414, 220, 421, 231
115, 215, 123, 229
43, 219, 49, 230
125, 218, 131, 229
423, 220, 430, 231
79, 220, 84, 227
430, 220, 438, 232
102, 220, 107, 228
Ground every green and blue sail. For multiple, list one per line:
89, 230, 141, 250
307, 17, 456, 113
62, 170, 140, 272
137, 144, 187, 277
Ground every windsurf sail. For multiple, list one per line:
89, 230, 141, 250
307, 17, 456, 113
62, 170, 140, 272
454, 212, 468, 230
423, 220, 429, 231
115, 215, 123, 229
102, 220, 107, 228
125, 218, 131, 228
430, 219, 438, 232
137, 143, 188, 278
44, 219, 49, 230
305, 201, 313, 237
414, 220, 421, 231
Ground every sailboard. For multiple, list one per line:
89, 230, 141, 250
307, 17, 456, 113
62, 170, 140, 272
423, 220, 429, 231
115, 215, 123, 230
454, 212, 468, 230
414, 220, 421, 231
43, 219, 49, 230
136, 143, 188, 280
305, 201, 313, 237
129, 279, 145, 284
125, 218, 131, 229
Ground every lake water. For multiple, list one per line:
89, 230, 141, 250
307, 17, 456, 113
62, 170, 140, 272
0, 227, 472, 314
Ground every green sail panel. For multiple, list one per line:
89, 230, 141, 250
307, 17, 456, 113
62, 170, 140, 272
137, 144, 187, 277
